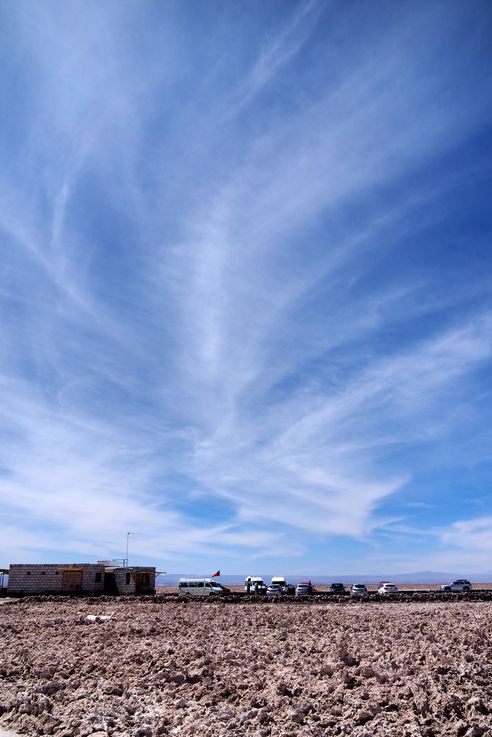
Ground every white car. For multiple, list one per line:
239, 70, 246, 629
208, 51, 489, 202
377, 582, 398, 595
440, 579, 472, 592
269, 576, 295, 595
266, 583, 284, 596
350, 584, 368, 597
295, 582, 313, 596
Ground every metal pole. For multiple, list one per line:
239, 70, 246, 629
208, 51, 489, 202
126, 532, 130, 567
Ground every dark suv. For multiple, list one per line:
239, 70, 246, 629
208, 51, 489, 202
330, 583, 346, 593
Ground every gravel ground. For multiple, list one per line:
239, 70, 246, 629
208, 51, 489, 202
1, 599, 491, 737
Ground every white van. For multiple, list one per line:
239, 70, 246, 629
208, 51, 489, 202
177, 578, 225, 596
244, 576, 266, 592
270, 576, 287, 588
270, 576, 295, 595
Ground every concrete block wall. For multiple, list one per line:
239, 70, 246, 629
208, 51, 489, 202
7, 564, 106, 596
113, 567, 156, 595
80, 565, 106, 594
114, 568, 136, 595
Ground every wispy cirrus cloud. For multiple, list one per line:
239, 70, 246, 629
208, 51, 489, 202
225, 0, 323, 117
0, 0, 491, 572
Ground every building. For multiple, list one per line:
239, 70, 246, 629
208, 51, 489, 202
6, 563, 156, 596
0, 568, 8, 596
102, 565, 155, 595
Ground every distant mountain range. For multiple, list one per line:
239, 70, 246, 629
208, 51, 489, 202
157, 571, 492, 586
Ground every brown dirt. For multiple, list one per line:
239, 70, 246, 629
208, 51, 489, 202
1, 599, 491, 737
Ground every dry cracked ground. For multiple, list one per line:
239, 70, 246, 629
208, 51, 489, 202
1, 599, 491, 737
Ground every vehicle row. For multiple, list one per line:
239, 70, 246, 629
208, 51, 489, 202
351, 582, 398, 597
177, 576, 473, 597
349, 579, 473, 595
244, 576, 337, 597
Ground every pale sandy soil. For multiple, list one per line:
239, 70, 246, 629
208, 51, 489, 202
1, 599, 491, 737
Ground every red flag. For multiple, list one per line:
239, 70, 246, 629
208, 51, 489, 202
211, 570, 220, 577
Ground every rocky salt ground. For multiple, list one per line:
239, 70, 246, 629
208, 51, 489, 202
1, 600, 491, 737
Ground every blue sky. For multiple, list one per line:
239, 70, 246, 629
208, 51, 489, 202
1, 0, 492, 575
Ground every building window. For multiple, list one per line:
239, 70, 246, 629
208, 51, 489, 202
125, 573, 131, 585
55, 571, 59, 575
26, 572, 31, 576
95, 573, 102, 583
41, 571, 46, 575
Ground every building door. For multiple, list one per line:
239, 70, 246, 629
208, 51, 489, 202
62, 570, 82, 592
103, 571, 118, 595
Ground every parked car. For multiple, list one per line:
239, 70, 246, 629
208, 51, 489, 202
244, 576, 267, 594
440, 579, 472, 592
350, 584, 368, 597
296, 581, 314, 596
270, 576, 296, 595
330, 583, 346, 593
266, 583, 284, 596
377, 582, 398, 595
